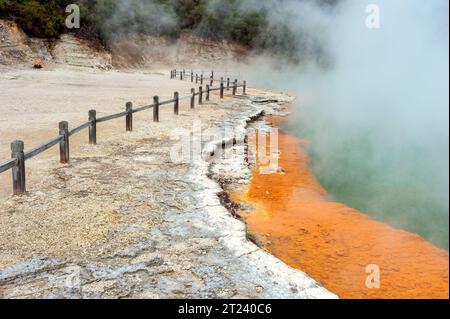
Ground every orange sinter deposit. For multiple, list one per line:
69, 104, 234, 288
232, 116, 449, 299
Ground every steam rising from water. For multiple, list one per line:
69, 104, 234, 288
241, 0, 449, 248
103, 0, 448, 248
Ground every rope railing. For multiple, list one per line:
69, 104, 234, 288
24, 136, 64, 160
0, 69, 247, 196
133, 104, 155, 114
0, 159, 17, 174
69, 121, 92, 137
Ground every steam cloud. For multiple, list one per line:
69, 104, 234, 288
93, 0, 178, 41
241, 0, 449, 248
100, 0, 449, 248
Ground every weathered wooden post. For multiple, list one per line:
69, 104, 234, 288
243, 80, 247, 95
206, 84, 210, 101
180, 71, 183, 81
227, 78, 230, 91
89, 110, 97, 145
174, 69, 177, 79
59, 121, 70, 164
233, 79, 237, 96
210, 76, 213, 87
190, 88, 195, 109
191, 71, 194, 82
126, 102, 133, 131
195, 74, 198, 84
174, 91, 179, 115
11, 140, 25, 195
200, 74, 203, 85
153, 96, 160, 122
220, 81, 224, 99
199, 86, 203, 104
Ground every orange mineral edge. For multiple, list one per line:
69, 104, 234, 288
232, 115, 449, 299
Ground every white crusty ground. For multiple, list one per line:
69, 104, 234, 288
0, 68, 336, 299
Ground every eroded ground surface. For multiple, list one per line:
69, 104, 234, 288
0, 72, 334, 298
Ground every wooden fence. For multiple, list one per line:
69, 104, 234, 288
170, 69, 246, 96
0, 69, 246, 196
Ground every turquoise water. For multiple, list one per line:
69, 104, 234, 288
244, 0, 449, 250
282, 113, 449, 250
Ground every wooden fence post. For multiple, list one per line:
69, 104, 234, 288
233, 79, 237, 96
11, 140, 25, 195
200, 74, 203, 85
199, 86, 203, 104
191, 88, 195, 109
243, 80, 247, 95
180, 71, 183, 81
191, 71, 193, 82
174, 91, 179, 115
126, 102, 133, 131
210, 76, 213, 86
206, 84, 210, 101
89, 110, 97, 145
196, 74, 198, 84
59, 121, 70, 164
227, 78, 230, 90
153, 96, 160, 122
220, 81, 224, 99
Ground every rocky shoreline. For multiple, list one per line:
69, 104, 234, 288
0, 81, 336, 298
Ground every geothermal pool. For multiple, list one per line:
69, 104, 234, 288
232, 116, 449, 299
282, 109, 449, 250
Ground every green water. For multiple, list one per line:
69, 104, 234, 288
282, 116, 450, 250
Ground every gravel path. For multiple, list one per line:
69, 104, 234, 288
0, 69, 335, 299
